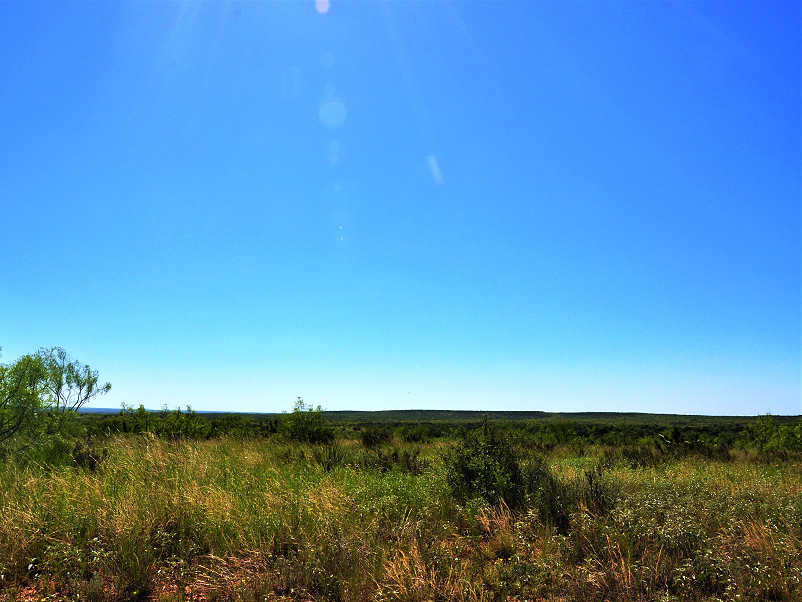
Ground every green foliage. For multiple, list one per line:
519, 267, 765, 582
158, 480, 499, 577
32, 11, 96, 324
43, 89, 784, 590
312, 443, 350, 472
521, 454, 576, 534
0, 346, 111, 466
0, 349, 46, 445
359, 425, 392, 447
397, 423, 439, 443
35, 347, 111, 412
280, 398, 334, 444
70, 440, 108, 471
750, 414, 802, 452
447, 429, 618, 535
117, 404, 212, 440
446, 420, 525, 509
745, 414, 778, 451
770, 421, 802, 451
578, 463, 618, 517
86, 407, 280, 439
358, 446, 427, 475
4, 344, 802, 599
618, 443, 666, 468
209, 412, 279, 438
0, 431, 800, 600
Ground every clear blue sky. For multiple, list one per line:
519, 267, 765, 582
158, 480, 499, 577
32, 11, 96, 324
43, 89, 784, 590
1, 1, 799, 415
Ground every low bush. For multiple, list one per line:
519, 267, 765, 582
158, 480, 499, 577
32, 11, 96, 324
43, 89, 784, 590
312, 443, 350, 472
578, 464, 618, 517
397, 424, 439, 443
446, 420, 525, 509
359, 446, 427, 475
522, 455, 574, 534
280, 398, 334, 444
359, 425, 393, 448
71, 440, 108, 472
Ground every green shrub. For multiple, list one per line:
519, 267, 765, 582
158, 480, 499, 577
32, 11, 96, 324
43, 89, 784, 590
71, 440, 108, 472
577, 464, 618, 517
398, 424, 438, 443
522, 454, 574, 534
359, 425, 393, 448
446, 420, 525, 509
312, 443, 349, 472
118, 404, 212, 440
620, 443, 665, 467
280, 398, 334, 444
360, 446, 427, 475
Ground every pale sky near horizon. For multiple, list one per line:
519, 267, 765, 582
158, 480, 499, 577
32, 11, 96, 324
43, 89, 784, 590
1, 1, 799, 415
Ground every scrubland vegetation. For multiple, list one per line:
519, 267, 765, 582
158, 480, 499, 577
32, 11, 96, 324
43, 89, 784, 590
0, 395, 800, 601
2, 346, 801, 601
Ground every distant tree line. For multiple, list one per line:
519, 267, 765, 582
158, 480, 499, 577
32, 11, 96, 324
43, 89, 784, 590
82, 404, 802, 459
2, 344, 801, 468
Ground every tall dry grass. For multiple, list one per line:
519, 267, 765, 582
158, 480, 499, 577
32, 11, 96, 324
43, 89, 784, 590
0, 437, 799, 601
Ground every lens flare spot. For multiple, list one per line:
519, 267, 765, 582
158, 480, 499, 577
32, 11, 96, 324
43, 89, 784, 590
319, 99, 346, 129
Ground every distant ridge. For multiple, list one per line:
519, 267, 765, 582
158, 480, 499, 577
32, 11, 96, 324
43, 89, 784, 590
77, 407, 799, 425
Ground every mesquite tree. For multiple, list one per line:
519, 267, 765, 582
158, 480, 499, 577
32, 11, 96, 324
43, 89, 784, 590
0, 350, 46, 444
36, 347, 111, 412
0, 346, 111, 445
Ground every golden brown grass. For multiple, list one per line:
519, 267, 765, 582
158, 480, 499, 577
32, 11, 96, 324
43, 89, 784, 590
0, 437, 799, 601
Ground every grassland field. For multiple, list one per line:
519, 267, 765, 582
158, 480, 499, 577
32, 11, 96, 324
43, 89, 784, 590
0, 409, 800, 602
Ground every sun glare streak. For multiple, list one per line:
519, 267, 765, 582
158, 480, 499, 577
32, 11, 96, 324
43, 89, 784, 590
382, 5, 428, 128
427, 154, 444, 186
382, 3, 454, 189
161, 1, 202, 68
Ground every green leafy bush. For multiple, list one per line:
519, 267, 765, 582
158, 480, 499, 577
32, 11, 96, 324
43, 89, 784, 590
521, 454, 574, 534
1, 346, 110, 461
0, 350, 46, 446
446, 420, 525, 509
280, 398, 334, 444
398, 424, 439, 443
359, 425, 393, 447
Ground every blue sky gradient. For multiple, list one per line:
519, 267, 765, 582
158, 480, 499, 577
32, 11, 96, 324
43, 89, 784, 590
1, 1, 799, 415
